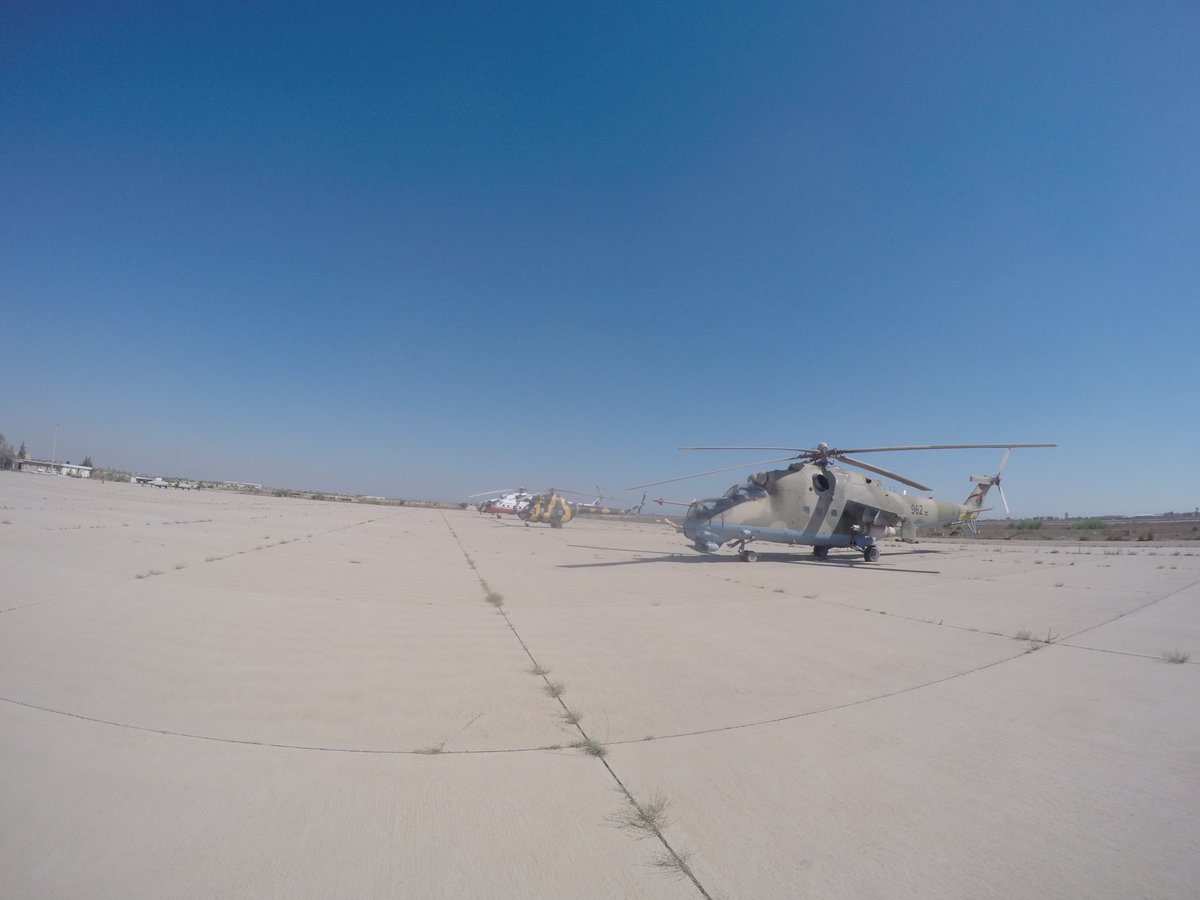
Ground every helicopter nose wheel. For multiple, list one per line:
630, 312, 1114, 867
813, 546, 829, 560
733, 539, 758, 562
863, 546, 880, 563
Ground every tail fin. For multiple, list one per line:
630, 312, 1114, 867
963, 474, 998, 512
960, 450, 1011, 532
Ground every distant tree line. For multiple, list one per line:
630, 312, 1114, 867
0, 434, 15, 470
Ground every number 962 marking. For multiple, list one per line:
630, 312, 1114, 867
910, 503, 929, 517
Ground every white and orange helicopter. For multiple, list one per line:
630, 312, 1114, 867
470, 488, 534, 517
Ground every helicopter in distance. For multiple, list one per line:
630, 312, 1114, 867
630, 442, 1055, 562
470, 488, 533, 517
519, 488, 637, 527
472, 487, 629, 527
573, 488, 649, 517
520, 489, 575, 527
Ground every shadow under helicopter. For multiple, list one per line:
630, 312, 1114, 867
560, 547, 941, 574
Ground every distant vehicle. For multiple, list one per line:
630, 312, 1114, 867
631, 442, 1054, 562
132, 475, 174, 488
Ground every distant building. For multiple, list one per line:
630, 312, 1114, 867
18, 459, 92, 478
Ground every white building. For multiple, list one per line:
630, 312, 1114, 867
17, 459, 92, 478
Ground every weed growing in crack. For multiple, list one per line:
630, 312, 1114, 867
1013, 629, 1033, 641
572, 737, 606, 757
610, 791, 670, 838
1163, 649, 1190, 664
1028, 628, 1059, 651
486, 592, 504, 606
650, 848, 697, 881
529, 663, 550, 676
543, 680, 565, 699
560, 708, 583, 725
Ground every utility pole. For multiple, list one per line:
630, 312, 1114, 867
51, 424, 59, 464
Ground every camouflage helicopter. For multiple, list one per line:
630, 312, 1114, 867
631, 442, 1054, 562
520, 489, 574, 527
473, 486, 628, 527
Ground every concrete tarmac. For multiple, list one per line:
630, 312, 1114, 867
2, 475, 1198, 898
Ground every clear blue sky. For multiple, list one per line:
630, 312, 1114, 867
3, 2, 1197, 516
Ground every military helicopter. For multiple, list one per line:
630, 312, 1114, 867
630, 442, 1055, 562
469, 488, 533, 517
520, 489, 575, 527
573, 489, 649, 517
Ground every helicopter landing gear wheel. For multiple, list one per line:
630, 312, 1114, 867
863, 546, 880, 563
739, 549, 758, 563
813, 546, 829, 560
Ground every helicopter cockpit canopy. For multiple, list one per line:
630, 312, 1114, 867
724, 482, 768, 503
685, 482, 768, 522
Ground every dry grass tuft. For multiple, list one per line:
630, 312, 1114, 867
485, 591, 504, 606
649, 848, 696, 881
1163, 649, 1190, 664
543, 680, 565, 699
1028, 628, 1059, 651
610, 792, 670, 838
572, 737, 606, 757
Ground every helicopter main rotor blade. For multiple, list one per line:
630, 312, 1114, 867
681, 442, 1057, 456
681, 446, 809, 452
837, 455, 934, 492
627, 456, 802, 491
469, 488, 527, 498
997, 483, 1011, 516
833, 443, 1057, 454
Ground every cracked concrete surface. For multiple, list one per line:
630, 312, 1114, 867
2, 475, 1198, 898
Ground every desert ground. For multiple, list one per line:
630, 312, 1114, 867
2, 475, 1198, 899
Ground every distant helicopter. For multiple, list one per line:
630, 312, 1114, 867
469, 488, 533, 517
630, 442, 1055, 562
573, 488, 649, 517
520, 489, 575, 528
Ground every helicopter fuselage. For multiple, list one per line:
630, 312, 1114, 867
682, 461, 967, 560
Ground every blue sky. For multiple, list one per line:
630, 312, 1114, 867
3, 2, 1197, 515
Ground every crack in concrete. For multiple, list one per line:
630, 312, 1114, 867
440, 514, 714, 900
